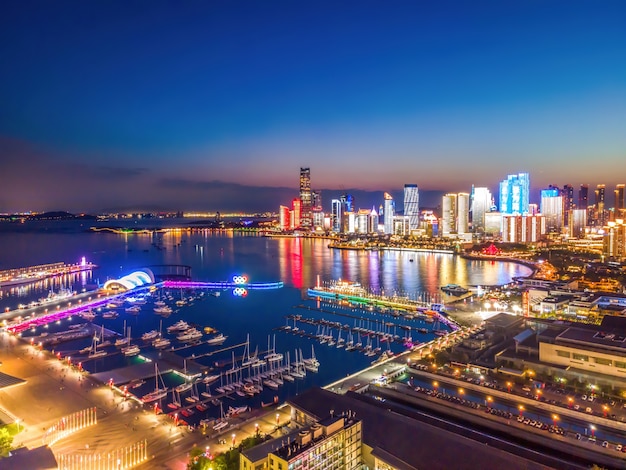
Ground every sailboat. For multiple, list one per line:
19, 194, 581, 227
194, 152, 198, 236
175, 361, 193, 393
88, 325, 108, 358
115, 320, 130, 347
141, 363, 168, 403
152, 320, 171, 348
167, 390, 182, 410
212, 402, 229, 431
122, 326, 140, 356
264, 335, 283, 363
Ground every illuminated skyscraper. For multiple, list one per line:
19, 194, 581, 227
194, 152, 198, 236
331, 199, 342, 233
292, 198, 301, 229
403, 184, 419, 232
383, 192, 395, 234
471, 187, 492, 232
578, 184, 589, 210
299, 168, 312, 230
457, 193, 470, 234
615, 184, 625, 216
540, 186, 563, 233
595, 184, 606, 226
442, 193, 457, 235
279, 205, 291, 231
499, 173, 530, 215
562, 184, 574, 225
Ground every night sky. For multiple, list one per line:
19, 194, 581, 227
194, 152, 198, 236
1, 1, 625, 213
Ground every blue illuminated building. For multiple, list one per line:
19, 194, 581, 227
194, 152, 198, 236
499, 173, 530, 215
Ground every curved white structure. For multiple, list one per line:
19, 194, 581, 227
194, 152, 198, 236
102, 269, 155, 292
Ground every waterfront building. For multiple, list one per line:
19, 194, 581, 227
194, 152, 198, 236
312, 208, 325, 231
279, 205, 291, 231
331, 199, 342, 233
344, 211, 356, 234
299, 168, 312, 230
484, 212, 503, 236
501, 214, 545, 243
496, 316, 626, 391
540, 186, 563, 234
442, 193, 469, 237
292, 198, 302, 230
603, 219, 626, 261
499, 172, 530, 215
568, 209, 587, 239
356, 209, 370, 234
383, 192, 394, 234
615, 184, 625, 217
240, 415, 362, 470
368, 207, 379, 234
393, 215, 410, 236
403, 184, 419, 232
470, 186, 492, 233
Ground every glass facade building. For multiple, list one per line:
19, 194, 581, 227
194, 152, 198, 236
403, 184, 419, 232
499, 173, 530, 215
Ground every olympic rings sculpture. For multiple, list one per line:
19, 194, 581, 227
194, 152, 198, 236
232, 275, 248, 285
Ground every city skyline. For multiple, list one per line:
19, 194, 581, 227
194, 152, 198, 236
1, 1, 625, 213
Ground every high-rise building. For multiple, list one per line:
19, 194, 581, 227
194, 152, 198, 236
562, 184, 574, 225
595, 184, 607, 226
442, 193, 457, 235
578, 184, 589, 210
331, 199, 342, 233
502, 215, 545, 243
383, 192, 394, 234
470, 187, 492, 233
279, 205, 291, 231
457, 193, 470, 234
540, 186, 563, 233
240, 415, 362, 470
291, 198, 301, 229
604, 219, 626, 261
403, 184, 420, 232
368, 207, 379, 233
442, 193, 469, 235
499, 173, 530, 215
312, 190, 322, 211
615, 184, 625, 216
299, 168, 312, 230
568, 209, 587, 239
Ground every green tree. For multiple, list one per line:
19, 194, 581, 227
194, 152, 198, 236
0, 427, 14, 458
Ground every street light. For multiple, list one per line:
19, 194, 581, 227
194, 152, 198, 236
518, 405, 524, 417
486, 396, 493, 407
276, 413, 280, 425
603, 405, 609, 418
255, 423, 259, 436
458, 388, 464, 396
231, 433, 236, 447
506, 382, 512, 393
552, 414, 558, 427
567, 397, 574, 408
433, 381, 439, 392
590, 425, 596, 437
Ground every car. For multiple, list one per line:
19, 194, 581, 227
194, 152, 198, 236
517, 416, 524, 423
574, 405, 580, 410
586, 407, 593, 414
575, 433, 582, 440
522, 386, 531, 392
523, 418, 530, 425
602, 441, 609, 448
588, 395, 595, 402
588, 436, 596, 442
616, 444, 622, 452
582, 395, 588, 401
530, 420, 537, 427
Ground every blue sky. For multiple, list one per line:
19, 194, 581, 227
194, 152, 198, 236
0, 1, 625, 212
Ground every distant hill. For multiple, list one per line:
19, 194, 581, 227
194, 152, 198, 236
27, 211, 96, 220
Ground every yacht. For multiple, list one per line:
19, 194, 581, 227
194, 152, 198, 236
141, 330, 159, 341
167, 320, 190, 333
122, 344, 140, 356
152, 337, 171, 349
206, 333, 227, 345
154, 305, 173, 315
177, 328, 203, 342
125, 305, 141, 314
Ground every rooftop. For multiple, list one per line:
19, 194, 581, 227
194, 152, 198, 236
288, 388, 553, 470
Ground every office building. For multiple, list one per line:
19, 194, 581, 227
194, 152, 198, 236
331, 199, 342, 233
403, 184, 419, 232
471, 187, 492, 233
383, 192, 394, 234
540, 186, 563, 234
291, 198, 301, 230
562, 184, 574, 225
499, 173, 530, 215
484, 212, 503, 236
595, 184, 606, 226
279, 205, 291, 231
604, 219, 626, 261
578, 184, 589, 210
368, 207, 379, 234
615, 184, 625, 217
299, 168, 312, 230
442, 193, 469, 236
502, 214, 545, 243
240, 415, 362, 470
568, 209, 587, 239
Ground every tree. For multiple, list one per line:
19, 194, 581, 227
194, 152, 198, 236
0, 427, 14, 458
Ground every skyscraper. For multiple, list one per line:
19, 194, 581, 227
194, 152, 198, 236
299, 168, 312, 230
331, 199, 342, 233
442, 193, 457, 235
595, 184, 606, 226
578, 184, 589, 210
540, 186, 563, 233
562, 184, 574, 226
383, 192, 395, 234
471, 187, 492, 233
615, 184, 625, 216
403, 184, 420, 232
499, 173, 530, 215
457, 193, 470, 234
